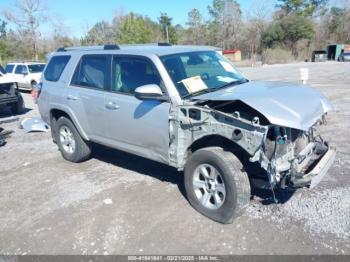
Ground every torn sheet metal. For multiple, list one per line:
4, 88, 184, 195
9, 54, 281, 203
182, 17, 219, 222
20, 117, 49, 133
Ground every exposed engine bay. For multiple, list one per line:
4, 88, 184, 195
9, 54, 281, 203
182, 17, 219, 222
169, 99, 336, 191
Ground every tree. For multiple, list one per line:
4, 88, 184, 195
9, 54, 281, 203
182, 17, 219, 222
262, 15, 314, 56
0, 19, 6, 39
277, 0, 329, 17
207, 0, 242, 49
186, 9, 206, 44
158, 13, 177, 43
81, 21, 115, 45
117, 13, 158, 44
261, 23, 285, 48
3, 0, 47, 60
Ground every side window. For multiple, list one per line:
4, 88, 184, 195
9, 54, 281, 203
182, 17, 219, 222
71, 55, 108, 90
15, 65, 27, 74
112, 56, 161, 94
44, 56, 71, 82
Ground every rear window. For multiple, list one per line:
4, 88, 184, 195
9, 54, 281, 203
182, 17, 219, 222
28, 64, 45, 73
5, 64, 15, 73
71, 55, 108, 90
44, 56, 71, 82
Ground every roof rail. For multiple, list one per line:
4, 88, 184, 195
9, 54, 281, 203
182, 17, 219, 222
56, 44, 120, 52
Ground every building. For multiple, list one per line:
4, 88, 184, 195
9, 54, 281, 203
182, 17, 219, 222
223, 49, 241, 62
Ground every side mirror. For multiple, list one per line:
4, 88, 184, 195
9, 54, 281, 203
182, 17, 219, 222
134, 84, 167, 101
21, 71, 28, 76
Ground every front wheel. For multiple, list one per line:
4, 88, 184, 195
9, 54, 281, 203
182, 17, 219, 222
184, 147, 251, 224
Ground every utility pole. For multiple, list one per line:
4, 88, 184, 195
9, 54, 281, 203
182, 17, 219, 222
166, 25, 169, 43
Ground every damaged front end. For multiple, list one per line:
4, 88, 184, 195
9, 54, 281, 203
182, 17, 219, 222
170, 96, 335, 192
251, 122, 336, 190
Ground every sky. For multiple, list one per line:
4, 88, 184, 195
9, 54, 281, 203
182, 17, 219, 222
0, 0, 276, 38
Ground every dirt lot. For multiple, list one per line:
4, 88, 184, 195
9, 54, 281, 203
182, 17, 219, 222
0, 61, 349, 255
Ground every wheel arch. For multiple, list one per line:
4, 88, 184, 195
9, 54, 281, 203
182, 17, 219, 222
50, 107, 89, 141
183, 134, 250, 170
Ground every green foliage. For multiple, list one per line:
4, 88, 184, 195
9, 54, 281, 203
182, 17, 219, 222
118, 13, 156, 44
282, 15, 314, 43
261, 23, 285, 48
262, 15, 314, 56
277, 0, 329, 17
158, 13, 177, 44
81, 13, 161, 45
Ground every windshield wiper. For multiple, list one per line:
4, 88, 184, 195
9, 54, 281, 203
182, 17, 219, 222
182, 78, 249, 99
216, 78, 249, 90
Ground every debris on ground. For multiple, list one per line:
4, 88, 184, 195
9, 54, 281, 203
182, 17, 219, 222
103, 199, 113, 205
0, 127, 13, 147
20, 117, 49, 133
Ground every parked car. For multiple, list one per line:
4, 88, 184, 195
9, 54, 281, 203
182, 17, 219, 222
5, 62, 45, 90
0, 76, 24, 115
37, 44, 336, 224
311, 50, 327, 62
338, 51, 350, 62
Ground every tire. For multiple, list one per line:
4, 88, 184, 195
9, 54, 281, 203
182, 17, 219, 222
11, 93, 24, 115
55, 116, 91, 163
184, 147, 251, 224
31, 81, 37, 90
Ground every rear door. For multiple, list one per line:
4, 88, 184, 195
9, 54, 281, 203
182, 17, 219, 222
104, 55, 170, 163
68, 54, 110, 141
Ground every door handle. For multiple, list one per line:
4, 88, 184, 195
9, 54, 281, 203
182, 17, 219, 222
66, 95, 78, 101
105, 102, 120, 110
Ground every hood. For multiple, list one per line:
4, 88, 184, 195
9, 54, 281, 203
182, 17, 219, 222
193, 81, 332, 131
0, 75, 15, 84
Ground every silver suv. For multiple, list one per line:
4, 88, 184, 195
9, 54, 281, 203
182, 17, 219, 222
38, 44, 336, 223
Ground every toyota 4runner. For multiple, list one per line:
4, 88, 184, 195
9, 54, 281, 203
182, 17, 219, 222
37, 44, 336, 223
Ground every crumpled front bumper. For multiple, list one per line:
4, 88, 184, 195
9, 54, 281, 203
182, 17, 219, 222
290, 143, 336, 188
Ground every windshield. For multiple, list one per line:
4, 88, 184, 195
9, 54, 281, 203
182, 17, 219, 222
160, 51, 247, 98
5, 64, 14, 73
28, 64, 45, 73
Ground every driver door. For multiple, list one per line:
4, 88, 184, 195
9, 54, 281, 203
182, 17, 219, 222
104, 55, 170, 164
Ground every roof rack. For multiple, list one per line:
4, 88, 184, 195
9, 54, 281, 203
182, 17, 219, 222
56, 44, 120, 52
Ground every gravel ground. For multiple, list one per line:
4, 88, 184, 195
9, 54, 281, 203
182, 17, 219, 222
0, 61, 349, 255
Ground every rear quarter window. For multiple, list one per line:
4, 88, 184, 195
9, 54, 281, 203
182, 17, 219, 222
44, 56, 71, 82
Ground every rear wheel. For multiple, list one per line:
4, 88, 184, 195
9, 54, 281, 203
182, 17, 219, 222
55, 117, 91, 163
184, 147, 251, 224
